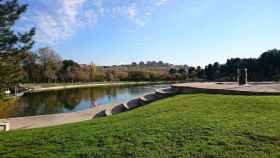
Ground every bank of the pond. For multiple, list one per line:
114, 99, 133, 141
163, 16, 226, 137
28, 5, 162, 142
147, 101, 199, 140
1, 94, 280, 158
0, 87, 175, 130
3, 82, 280, 130
23, 81, 178, 93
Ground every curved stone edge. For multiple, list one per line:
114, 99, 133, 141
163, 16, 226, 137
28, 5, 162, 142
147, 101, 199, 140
102, 88, 178, 117
156, 88, 178, 95
105, 104, 128, 116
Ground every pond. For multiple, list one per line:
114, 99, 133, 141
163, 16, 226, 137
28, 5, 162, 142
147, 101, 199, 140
0, 84, 170, 119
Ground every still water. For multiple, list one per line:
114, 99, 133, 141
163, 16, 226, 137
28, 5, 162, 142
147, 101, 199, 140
0, 84, 170, 119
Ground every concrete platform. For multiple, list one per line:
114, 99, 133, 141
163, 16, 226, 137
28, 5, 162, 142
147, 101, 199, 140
172, 82, 280, 95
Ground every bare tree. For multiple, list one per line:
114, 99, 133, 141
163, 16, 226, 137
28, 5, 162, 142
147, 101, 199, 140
38, 47, 62, 83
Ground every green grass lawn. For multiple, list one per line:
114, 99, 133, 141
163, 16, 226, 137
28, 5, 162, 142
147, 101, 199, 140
1, 94, 280, 158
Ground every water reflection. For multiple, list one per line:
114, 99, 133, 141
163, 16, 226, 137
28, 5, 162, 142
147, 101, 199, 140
0, 84, 169, 118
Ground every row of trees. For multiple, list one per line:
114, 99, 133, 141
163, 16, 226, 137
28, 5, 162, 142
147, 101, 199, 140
22, 48, 97, 83
22, 48, 280, 83
204, 49, 280, 81
21, 47, 190, 83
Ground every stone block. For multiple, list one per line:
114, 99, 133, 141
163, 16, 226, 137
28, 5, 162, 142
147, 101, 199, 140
0, 122, 10, 132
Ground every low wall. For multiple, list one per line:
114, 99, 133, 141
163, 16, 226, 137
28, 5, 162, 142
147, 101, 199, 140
103, 88, 177, 117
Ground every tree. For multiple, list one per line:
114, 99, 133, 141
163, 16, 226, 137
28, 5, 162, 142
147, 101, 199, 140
128, 70, 148, 81
169, 68, 177, 75
61, 60, 80, 71
114, 69, 128, 81
89, 62, 96, 82
178, 67, 188, 75
178, 67, 188, 80
258, 49, 280, 81
22, 52, 41, 83
38, 47, 62, 83
188, 66, 197, 80
0, 0, 35, 90
59, 60, 80, 82
196, 66, 205, 79
0, 0, 35, 54
105, 70, 115, 81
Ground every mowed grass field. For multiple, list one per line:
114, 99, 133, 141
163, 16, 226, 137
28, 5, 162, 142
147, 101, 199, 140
0, 94, 280, 158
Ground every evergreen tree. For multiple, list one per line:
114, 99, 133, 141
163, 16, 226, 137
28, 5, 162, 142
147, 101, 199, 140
0, 0, 35, 92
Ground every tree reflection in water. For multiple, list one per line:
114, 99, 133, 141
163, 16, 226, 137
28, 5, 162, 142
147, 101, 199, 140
0, 84, 169, 118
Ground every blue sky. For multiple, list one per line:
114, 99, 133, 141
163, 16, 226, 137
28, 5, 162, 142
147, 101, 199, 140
18, 0, 280, 66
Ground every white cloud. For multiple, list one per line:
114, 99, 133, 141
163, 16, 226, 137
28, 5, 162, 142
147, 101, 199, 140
127, 5, 137, 18
29, 0, 93, 45
92, 0, 105, 16
84, 10, 98, 25
126, 4, 146, 26
92, 0, 103, 8
112, 6, 122, 17
21, 0, 170, 45
61, 0, 85, 23
33, 14, 62, 45
154, 0, 168, 6
110, 4, 146, 26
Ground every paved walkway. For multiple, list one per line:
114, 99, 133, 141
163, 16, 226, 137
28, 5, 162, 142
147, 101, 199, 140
0, 105, 108, 130
173, 82, 280, 94
24, 82, 171, 93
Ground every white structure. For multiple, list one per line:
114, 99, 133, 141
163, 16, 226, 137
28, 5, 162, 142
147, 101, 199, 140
4, 89, 11, 96
0, 122, 10, 132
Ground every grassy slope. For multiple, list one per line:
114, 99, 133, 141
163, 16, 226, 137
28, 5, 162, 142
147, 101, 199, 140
0, 94, 280, 158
